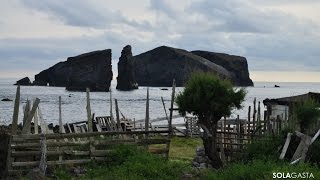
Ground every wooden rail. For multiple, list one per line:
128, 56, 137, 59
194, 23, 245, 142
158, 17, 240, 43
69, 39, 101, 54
5, 130, 171, 175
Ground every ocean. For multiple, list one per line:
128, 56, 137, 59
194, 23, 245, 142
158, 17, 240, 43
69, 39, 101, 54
1, 79, 320, 126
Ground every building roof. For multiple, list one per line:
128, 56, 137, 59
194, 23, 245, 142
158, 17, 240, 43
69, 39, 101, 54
263, 92, 320, 106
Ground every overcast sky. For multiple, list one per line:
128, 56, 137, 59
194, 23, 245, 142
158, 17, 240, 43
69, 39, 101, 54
0, 0, 319, 82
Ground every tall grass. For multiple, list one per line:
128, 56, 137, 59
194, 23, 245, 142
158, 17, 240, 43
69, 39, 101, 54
52, 137, 319, 180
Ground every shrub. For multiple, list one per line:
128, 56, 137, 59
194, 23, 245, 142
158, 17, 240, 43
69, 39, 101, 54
239, 135, 283, 162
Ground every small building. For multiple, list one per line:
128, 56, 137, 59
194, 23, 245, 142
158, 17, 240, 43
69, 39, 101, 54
263, 92, 320, 121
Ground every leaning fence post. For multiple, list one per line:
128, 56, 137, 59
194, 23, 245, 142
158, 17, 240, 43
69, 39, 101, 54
11, 85, 20, 135
115, 99, 121, 132
21, 98, 40, 134
161, 97, 169, 123
279, 133, 293, 159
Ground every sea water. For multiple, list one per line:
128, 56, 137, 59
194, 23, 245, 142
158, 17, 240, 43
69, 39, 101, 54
0, 79, 319, 125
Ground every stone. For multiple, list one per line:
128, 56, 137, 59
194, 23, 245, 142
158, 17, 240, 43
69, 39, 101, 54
133, 46, 231, 87
192, 162, 200, 167
193, 156, 208, 163
70, 166, 87, 176
14, 77, 32, 86
196, 147, 205, 156
181, 173, 195, 179
191, 50, 254, 86
116, 45, 138, 90
33, 49, 113, 92
199, 163, 207, 169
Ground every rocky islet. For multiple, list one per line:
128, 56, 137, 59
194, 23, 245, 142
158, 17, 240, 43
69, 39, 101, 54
15, 45, 254, 91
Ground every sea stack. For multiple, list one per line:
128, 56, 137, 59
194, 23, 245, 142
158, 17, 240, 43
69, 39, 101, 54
191, 51, 254, 86
133, 46, 231, 87
14, 77, 32, 86
33, 49, 113, 92
116, 45, 138, 90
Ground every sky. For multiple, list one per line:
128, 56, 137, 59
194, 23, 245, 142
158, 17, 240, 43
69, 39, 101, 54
0, 0, 319, 82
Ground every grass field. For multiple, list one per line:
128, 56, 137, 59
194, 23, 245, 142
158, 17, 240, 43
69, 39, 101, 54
45, 137, 320, 180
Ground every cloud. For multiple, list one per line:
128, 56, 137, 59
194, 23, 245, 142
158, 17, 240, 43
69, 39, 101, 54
145, 0, 320, 71
21, 0, 118, 28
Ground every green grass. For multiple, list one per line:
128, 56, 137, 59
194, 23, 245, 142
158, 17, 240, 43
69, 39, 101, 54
50, 137, 319, 180
169, 137, 202, 161
54, 144, 193, 180
199, 160, 319, 180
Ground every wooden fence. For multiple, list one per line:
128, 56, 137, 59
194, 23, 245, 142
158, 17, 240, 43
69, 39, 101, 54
3, 81, 309, 175
5, 130, 170, 175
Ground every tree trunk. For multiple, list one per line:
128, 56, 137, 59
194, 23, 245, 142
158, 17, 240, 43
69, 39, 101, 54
201, 121, 223, 169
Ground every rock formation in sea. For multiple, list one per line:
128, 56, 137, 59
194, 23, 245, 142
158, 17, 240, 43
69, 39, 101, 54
33, 49, 113, 92
14, 77, 32, 86
116, 45, 138, 91
132, 46, 231, 87
191, 51, 254, 86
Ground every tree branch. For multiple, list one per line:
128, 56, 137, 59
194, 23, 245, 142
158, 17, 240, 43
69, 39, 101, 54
199, 123, 212, 138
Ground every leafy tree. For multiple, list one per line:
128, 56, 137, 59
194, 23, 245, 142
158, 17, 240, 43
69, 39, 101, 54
294, 99, 320, 133
176, 72, 246, 168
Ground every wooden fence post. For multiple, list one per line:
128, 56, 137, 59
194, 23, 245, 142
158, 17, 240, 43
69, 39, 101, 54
277, 115, 282, 135
86, 88, 93, 133
258, 101, 261, 136
34, 106, 39, 134
22, 100, 31, 126
166, 79, 175, 159
222, 118, 225, 148
58, 96, 64, 133
145, 88, 150, 134
161, 97, 169, 123
86, 88, 95, 159
21, 98, 40, 134
109, 88, 114, 122
58, 96, 63, 162
253, 98, 256, 132
169, 79, 176, 136
11, 86, 20, 135
248, 106, 251, 134
115, 99, 121, 132
263, 110, 267, 135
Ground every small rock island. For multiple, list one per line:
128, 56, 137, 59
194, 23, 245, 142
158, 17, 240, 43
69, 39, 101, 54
16, 45, 254, 91
116, 45, 138, 91
33, 49, 113, 91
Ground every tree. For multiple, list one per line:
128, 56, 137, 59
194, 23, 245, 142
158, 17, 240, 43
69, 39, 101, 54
175, 72, 246, 168
294, 99, 320, 133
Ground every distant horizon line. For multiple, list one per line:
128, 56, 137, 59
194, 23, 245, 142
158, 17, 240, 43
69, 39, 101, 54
0, 78, 319, 84
0, 70, 319, 83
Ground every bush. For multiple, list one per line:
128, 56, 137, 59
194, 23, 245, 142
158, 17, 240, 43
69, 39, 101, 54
239, 135, 283, 162
307, 139, 320, 166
